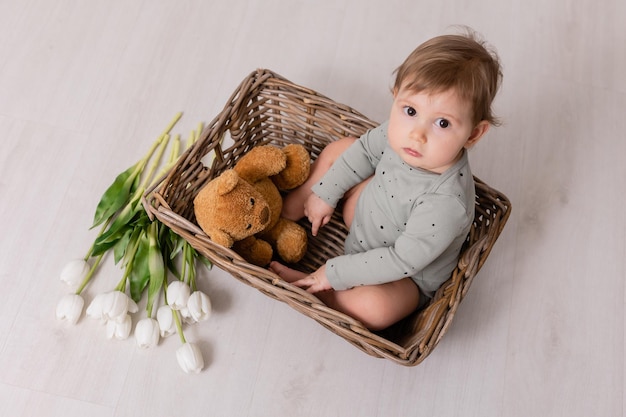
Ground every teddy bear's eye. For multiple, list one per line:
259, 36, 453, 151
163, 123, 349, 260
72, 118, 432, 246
246, 224, 252, 230
250, 198, 255, 206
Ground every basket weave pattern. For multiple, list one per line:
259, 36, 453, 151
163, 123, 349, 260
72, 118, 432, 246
143, 69, 511, 366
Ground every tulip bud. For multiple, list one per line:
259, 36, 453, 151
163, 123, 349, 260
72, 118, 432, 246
187, 291, 212, 322
176, 342, 204, 374
106, 314, 132, 340
156, 305, 176, 337
166, 281, 191, 310
60, 259, 90, 290
86, 293, 107, 323
179, 307, 195, 325
56, 294, 85, 325
87, 291, 138, 323
135, 318, 160, 349
102, 291, 138, 322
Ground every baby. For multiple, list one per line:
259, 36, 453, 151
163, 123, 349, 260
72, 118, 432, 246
270, 30, 502, 330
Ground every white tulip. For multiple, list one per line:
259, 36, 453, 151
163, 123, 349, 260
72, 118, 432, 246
106, 314, 132, 340
166, 281, 191, 310
187, 291, 212, 322
135, 318, 160, 349
55, 294, 85, 325
156, 305, 176, 337
179, 307, 196, 325
87, 291, 138, 323
102, 291, 138, 322
176, 342, 204, 374
86, 293, 107, 322
59, 259, 90, 289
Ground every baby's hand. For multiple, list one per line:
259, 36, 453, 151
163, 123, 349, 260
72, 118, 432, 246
292, 265, 332, 293
304, 193, 334, 236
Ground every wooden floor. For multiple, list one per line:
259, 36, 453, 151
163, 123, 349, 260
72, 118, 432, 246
0, 1, 624, 416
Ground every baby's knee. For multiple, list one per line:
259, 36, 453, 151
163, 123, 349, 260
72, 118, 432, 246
318, 137, 357, 164
349, 292, 399, 331
344, 280, 419, 331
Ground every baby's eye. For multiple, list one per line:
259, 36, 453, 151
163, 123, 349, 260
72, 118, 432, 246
403, 106, 417, 117
435, 118, 450, 128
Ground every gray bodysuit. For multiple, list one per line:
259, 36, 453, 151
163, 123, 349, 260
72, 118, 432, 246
311, 122, 475, 301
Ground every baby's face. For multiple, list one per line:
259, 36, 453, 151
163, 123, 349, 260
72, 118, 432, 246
387, 86, 487, 173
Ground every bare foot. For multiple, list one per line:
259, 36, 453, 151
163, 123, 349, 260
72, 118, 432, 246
269, 261, 308, 283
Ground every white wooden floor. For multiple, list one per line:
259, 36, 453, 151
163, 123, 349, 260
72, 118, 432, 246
0, 1, 624, 416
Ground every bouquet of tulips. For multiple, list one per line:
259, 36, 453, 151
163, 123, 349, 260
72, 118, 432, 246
56, 113, 211, 374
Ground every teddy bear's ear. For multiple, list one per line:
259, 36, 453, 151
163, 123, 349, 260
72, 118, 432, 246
214, 169, 240, 195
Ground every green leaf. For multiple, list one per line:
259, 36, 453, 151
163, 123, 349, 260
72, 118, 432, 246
197, 253, 212, 270
91, 162, 140, 228
146, 222, 165, 316
91, 226, 130, 257
107, 196, 142, 235
112, 228, 133, 264
169, 233, 185, 260
129, 230, 150, 303
162, 229, 182, 279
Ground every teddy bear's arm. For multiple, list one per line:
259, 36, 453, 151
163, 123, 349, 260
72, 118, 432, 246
205, 228, 234, 248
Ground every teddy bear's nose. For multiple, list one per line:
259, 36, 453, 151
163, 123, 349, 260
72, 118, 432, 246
260, 206, 270, 225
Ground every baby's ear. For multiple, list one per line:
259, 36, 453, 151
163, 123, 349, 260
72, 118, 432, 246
465, 121, 490, 148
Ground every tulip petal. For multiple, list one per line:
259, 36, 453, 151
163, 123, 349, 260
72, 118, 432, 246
135, 318, 160, 349
156, 305, 176, 337
60, 259, 90, 289
187, 291, 212, 322
106, 314, 132, 340
176, 342, 204, 374
56, 294, 85, 325
166, 281, 191, 310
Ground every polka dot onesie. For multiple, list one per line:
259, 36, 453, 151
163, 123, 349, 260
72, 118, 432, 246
311, 122, 475, 301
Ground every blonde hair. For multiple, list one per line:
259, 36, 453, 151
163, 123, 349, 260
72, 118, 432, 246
393, 30, 503, 126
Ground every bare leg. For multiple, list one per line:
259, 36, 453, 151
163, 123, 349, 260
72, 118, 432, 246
268, 261, 307, 283
281, 137, 357, 221
269, 261, 420, 331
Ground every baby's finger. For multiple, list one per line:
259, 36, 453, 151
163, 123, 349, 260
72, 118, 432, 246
292, 276, 312, 289
321, 214, 331, 228
310, 218, 321, 236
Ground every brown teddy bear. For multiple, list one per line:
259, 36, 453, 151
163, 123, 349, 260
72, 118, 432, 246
193, 144, 310, 267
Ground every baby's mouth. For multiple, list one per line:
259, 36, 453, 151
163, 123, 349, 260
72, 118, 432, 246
403, 148, 422, 158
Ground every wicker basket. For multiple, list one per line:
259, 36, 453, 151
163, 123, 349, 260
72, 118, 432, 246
143, 68, 511, 366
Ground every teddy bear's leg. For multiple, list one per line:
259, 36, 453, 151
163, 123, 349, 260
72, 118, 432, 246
233, 236, 274, 267
260, 217, 308, 264
271, 144, 311, 191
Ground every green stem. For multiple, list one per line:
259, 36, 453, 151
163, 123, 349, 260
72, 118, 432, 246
134, 132, 167, 177
181, 242, 189, 285
131, 112, 183, 192
114, 230, 142, 292
138, 133, 171, 192
84, 218, 112, 260
173, 309, 186, 344
75, 252, 105, 295
187, 244, 197, 292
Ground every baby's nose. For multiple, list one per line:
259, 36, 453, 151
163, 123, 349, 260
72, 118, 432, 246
410, 128, 427, 143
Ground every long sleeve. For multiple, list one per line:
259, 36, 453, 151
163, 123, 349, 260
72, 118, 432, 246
311, 122, 388, 207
